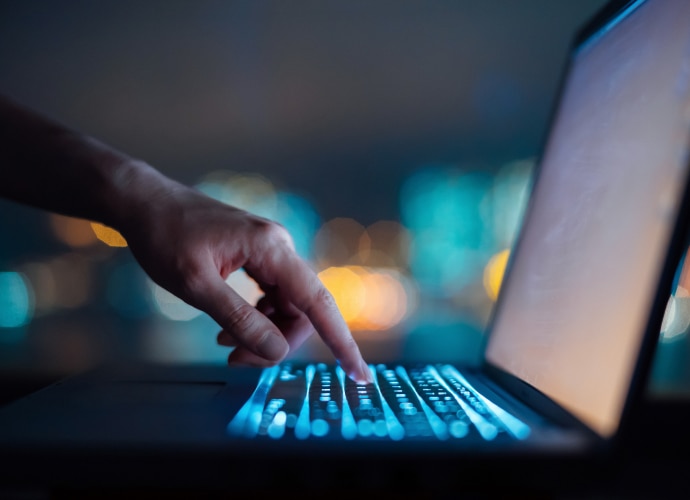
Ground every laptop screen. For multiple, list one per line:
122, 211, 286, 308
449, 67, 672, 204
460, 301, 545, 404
485, 0, 690, 437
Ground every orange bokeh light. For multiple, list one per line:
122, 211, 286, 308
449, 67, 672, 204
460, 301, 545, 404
50, 214, 98, 248
90, 222, 128, 247
318, 265, 410, 332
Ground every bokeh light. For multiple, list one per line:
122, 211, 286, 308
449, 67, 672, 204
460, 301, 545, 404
360, 220, 411, 268
106, 260, 151, 319
273, 192, 321, 259
19, 262, 57, 316
314, 218, 368, 268
48, 253, 93, 310
149, 269, 264, 322
225, 269, 263, 306
50, 214, 98, 248
318, 265, 414, 332
91, 222, 128, 247
196, 171, 320, 258
401, 166, 495, 298
317, 266, 366, 325
660, 286, 690, 343
483, 249, 510, 302
150, 281, 203, 322
487, 158, 534, 249
16, 254, 94, 315
0, 271, 34, 329
357, 269, 409, 331
196, 171, 278, 219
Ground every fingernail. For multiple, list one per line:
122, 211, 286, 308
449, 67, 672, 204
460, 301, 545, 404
360, 359, 374, 384
350, 359, 373, 385
256, 333, 288, 361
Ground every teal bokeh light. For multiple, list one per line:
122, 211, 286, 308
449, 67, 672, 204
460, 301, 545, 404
273, 192, 320, 260
0, 271, 34, 328
195, 173, 319, 260
106, 260, 152, 319
400, 166, 494, 296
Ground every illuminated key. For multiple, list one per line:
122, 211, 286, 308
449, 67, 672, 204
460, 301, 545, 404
336, 365, 358, 440
295, 364, 316, 439
370, 365, 405, 441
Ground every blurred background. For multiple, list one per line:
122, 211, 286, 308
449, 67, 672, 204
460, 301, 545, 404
0, 0, 688, 395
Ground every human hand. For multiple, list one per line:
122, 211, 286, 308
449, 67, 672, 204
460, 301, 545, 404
117, 169, 373, 384
0, 95, 370, 383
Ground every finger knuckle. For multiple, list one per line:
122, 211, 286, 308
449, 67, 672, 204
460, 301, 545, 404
312, 286, 337, 311
222, 303, 258, 336
254, 219, 294, 249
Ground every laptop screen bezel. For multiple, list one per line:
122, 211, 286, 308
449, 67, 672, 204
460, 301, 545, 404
478, 0, 690, 441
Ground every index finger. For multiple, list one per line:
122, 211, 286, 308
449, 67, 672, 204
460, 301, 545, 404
248, 250, 373, 384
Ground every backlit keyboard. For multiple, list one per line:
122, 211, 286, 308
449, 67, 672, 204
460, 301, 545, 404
227, 363, 530, 441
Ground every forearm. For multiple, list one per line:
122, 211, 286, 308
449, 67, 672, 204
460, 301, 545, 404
0, 94, 176, 231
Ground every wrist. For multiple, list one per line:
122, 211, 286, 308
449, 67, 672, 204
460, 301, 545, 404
103, 159, 194, 238
103, 157, 185, 236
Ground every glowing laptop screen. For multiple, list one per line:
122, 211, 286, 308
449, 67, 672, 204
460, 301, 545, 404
486, 0, 690, 437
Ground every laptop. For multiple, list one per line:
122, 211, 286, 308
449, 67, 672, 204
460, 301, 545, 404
1, 0, 690, 491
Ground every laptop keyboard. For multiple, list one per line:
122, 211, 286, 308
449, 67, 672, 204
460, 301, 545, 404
227, 363, 530, 442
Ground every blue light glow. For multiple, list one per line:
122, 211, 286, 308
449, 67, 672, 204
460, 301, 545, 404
267, 410, 287, 440
196, 173, 319, 260
311, 419, 330, 437
294, 364, 316, 440
227, 365, 279, 438
396, 366, 449, 440
428, 365, 498, 441
0, 272, 34, 328
227, 362, 528, 442
450, 420, 469, 438
357, 419, 373, 437
106, 261, 151, 319
400, 167, 495, 296
370, 365, 405, 441
273, 192, 320, 259
336, 365, 358, 440
444, 365, 530, 440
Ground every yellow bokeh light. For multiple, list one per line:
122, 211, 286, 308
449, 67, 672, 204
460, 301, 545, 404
50, 214, 98, 248
318, 265, 410, 332
231, 174, 277, 214
357, 270, 407, 331
90, 222, 128, 247
317, 266, 366, 324
483, 249, 510, 302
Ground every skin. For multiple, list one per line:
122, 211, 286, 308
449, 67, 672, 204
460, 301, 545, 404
0, 94, 373, 384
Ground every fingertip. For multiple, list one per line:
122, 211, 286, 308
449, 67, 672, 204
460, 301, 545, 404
361, 360, 374, 384
349, 359, 374, 385
255, 332, 290, 361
